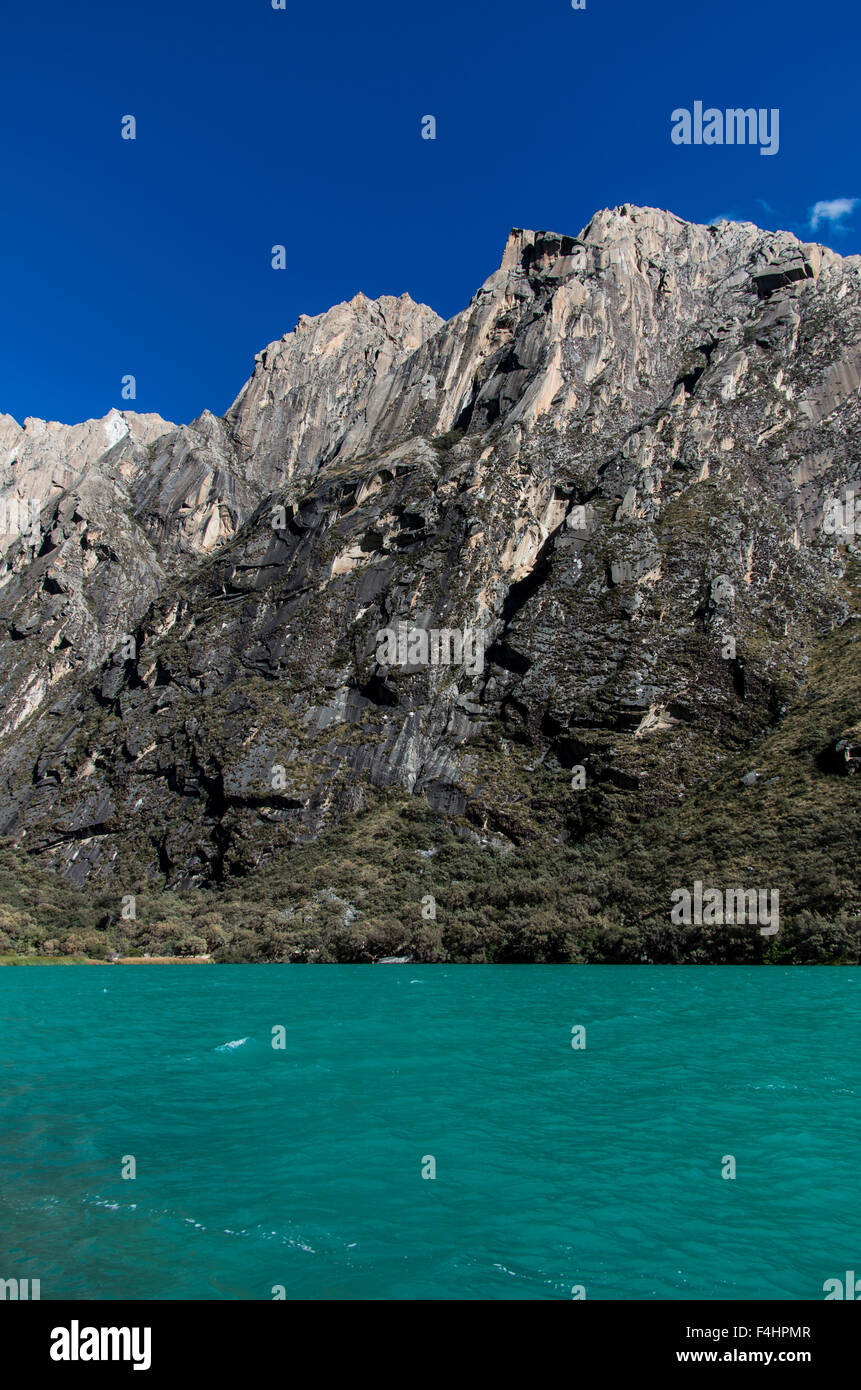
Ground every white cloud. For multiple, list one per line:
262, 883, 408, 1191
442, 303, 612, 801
809, 197, 859, 231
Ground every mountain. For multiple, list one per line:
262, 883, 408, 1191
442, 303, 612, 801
0, 205, 859, 963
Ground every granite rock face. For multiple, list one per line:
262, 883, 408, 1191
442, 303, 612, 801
0, 205, 858, 903
0, 295, 441, 742
225, 292, 444, 490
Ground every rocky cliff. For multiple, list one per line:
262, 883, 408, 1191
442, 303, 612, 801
0, 205, 859, 962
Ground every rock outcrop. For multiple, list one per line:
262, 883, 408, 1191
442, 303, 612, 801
0, 205, 858, 955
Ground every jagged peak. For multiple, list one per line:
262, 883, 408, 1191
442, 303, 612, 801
582, 204, 845, 270
3, 407, 174, 441
291, 289, 439, 339
491, 205, 850, 296
497, 207, 690, 273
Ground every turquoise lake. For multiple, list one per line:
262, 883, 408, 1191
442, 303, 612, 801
1, 965, 858, 1300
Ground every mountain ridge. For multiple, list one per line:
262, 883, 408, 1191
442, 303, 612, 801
0, 204, 858, 961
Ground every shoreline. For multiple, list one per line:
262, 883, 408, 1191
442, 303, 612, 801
0, 953, 213, 966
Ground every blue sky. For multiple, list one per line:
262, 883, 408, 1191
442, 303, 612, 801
2, 0, 858, 427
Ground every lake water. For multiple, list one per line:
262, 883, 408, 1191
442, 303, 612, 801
1, 965, 858, 1300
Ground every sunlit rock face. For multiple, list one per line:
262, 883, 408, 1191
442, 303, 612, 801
225, 292, 445, 489
0, 204, 858, 891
